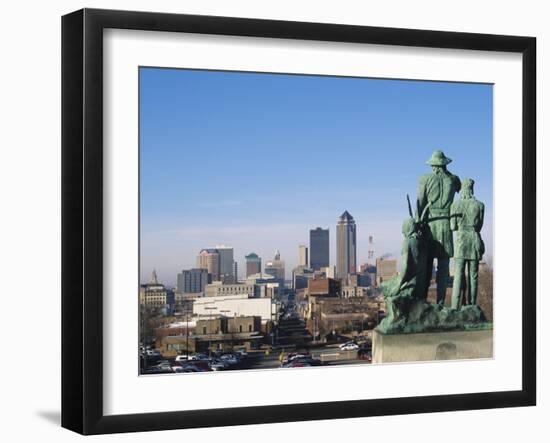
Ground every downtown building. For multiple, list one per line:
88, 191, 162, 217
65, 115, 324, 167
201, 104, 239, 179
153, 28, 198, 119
321, 265, 336, 279
157, 315, 265, 356
264, 249, 286, 295
215, 244, 236, 282
375, 257, 398, 286
193, 294, 276, 323
292, 265, 315, 291
309, 227, 329, 271
176, 268, 210, 294
245, 252, 262, 277
205, 281, 256, 298
139, 270, 174, 311
197, 248, 221, 282
336, 210, 357, 280
264, 249, 285, 282
298, 245, 309, 267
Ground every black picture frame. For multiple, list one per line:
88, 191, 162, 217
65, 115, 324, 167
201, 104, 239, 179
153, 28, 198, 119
62, 8, 536, 435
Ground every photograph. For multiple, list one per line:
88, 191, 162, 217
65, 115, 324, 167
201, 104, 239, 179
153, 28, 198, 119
138, 67, 494, 374
0, 0, 543, 439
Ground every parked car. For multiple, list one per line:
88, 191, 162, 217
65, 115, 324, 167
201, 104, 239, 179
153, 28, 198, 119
282, 352, 310, 364
219, 354, 239, 365
209, 359, 228, 371
234, 349, 248, 358
175, 354, 191, 362
145, 349, 161, 356
189, 353, 210, 361
153, 362, 173, 372
340, 343, 359, 351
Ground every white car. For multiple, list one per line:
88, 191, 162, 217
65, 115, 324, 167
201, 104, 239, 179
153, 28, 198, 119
175, 355, 191, 362
340, 343, 359, 351
189, 353, 210, 361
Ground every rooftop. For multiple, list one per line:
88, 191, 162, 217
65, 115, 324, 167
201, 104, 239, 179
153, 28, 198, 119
339, 210, 354, 221
199, 248, 219, 254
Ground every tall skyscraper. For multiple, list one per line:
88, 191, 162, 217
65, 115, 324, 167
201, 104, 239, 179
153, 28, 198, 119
197, 248, 220, 281
298, 245, 309, 267
215, 244, 235, 279
265, 249, 285, 281
310, 227, 329, 271
336, 210, 357, 279
245, 252, 262, 277
367, 235, 375, 265
177, 268, 210, 293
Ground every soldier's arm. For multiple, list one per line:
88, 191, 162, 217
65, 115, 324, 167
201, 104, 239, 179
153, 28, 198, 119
450, 202, 459, 231
476, 202, 485, 232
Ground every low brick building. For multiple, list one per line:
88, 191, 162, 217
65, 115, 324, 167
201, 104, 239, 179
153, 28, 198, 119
308, 277, 340, 297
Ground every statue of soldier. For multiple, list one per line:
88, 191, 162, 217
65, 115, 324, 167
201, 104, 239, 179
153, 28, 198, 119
450, 178, 485, 309
417, 150, 461, 306
379, 217, 428, 329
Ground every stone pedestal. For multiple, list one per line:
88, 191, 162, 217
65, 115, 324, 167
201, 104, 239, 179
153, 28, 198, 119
372, 328, 493, 364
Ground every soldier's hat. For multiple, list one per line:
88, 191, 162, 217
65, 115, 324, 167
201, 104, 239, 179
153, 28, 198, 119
426, 150, 452, 166
462, 177, 475, 189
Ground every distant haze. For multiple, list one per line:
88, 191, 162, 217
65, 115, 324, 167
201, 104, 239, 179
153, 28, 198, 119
140, 68, 493, 286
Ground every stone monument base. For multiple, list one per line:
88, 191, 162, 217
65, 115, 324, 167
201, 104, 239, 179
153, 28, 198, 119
372, 328, 493, 364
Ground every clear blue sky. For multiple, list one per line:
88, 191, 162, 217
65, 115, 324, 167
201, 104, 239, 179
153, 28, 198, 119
140, 67, 493, 286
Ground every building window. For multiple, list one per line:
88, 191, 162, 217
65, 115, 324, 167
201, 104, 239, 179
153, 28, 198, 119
239, 325, 243, 333
203, 327, 206, 334
248, 324, 252, 332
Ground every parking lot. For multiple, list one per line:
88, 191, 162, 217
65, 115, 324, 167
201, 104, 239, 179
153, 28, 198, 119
141, 342, 372, 374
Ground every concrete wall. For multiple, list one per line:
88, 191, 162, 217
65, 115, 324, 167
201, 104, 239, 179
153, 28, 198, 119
372, 328, 493, 363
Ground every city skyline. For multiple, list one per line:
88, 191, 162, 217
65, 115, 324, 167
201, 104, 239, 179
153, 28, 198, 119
140, 68, 493, 285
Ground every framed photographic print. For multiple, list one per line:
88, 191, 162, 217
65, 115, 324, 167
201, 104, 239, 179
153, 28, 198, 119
61, 8, 536, 435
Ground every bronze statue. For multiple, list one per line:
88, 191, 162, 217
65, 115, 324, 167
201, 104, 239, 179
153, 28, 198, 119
377, 199, 432, 332
417, 150, 461, 305
450, 178, 485, 309
376, 155, 488, 335
380, 216, 428, 330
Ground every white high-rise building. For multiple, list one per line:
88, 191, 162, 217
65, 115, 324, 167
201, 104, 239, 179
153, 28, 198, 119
298, 245, 309, 267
